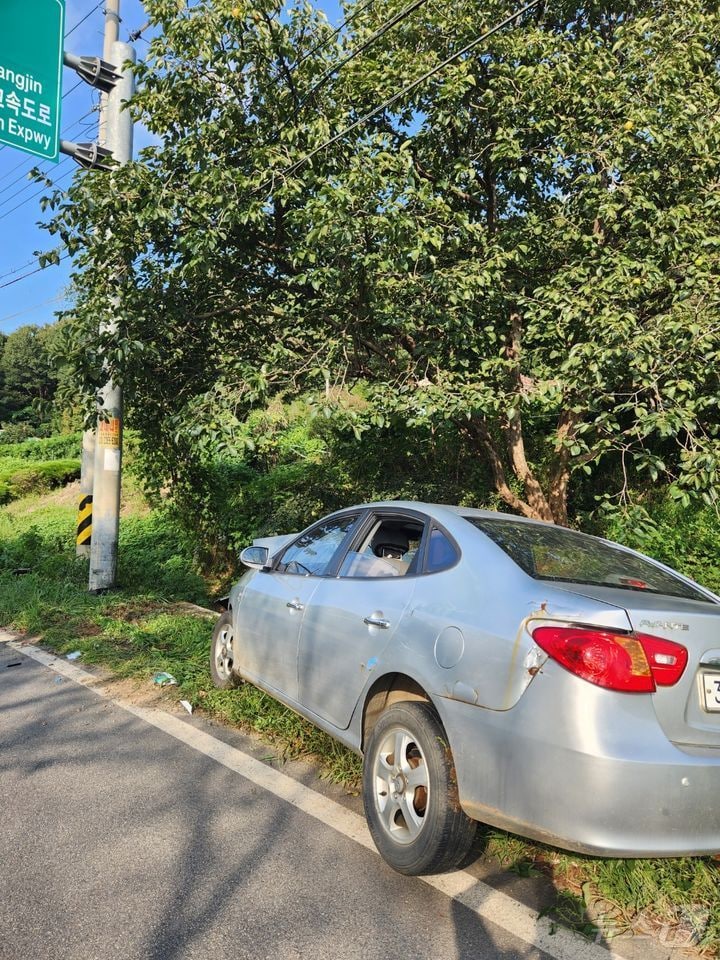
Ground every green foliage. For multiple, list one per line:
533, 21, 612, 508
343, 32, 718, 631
589, 857, 720, 947
0, 422, 51, 443
0, 483, 208, 601
0, 323, 60, 429
0, 431, 82, 462
142, 395, 500, 569
45, 0, 720, 529
592, 496, 720, 594
117, 513, 209, 601
0, 459, 80, 505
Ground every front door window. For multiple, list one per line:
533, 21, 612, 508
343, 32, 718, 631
278, 514, 358, 576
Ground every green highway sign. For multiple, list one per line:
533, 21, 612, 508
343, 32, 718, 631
0, 0, 65, 161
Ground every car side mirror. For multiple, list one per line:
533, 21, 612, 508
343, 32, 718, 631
240, 545, 269, 569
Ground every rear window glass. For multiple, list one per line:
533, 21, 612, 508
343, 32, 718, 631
467, 517, 713, 604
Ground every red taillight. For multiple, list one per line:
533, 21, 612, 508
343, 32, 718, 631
531, 625, 688, 693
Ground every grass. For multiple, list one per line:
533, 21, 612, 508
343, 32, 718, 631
0, 455, 362, 786
0, 444, 718, 952
481, 831, 720, 949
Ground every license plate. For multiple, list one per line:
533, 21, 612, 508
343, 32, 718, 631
701, 671, 720, 712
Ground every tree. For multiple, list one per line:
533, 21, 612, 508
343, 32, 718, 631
49, 0, 720, 523
0, 324, 59, 426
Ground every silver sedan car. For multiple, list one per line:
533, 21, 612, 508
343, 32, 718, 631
210, 502, 720, 875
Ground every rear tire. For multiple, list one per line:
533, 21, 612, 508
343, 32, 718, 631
210, 611, 241, 689
362, 701, 476, 875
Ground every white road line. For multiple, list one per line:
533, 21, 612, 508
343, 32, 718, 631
4, 633, 621, 960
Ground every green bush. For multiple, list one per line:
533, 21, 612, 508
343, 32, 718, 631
0, 459, 80, 504
599, 497, 720, 595
0, 432, 81, 462
113, 513, 208, 602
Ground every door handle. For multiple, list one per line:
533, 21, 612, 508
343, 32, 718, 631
287, 599, 304, 611
364, 615, 390, 629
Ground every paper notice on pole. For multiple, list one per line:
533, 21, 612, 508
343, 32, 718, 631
98, 418, 121, 448
104, 448, 121, 472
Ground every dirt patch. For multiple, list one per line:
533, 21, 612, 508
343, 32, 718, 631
169, 601, 218, 619
98, 674, 181, 710
5, 480, 81, 515
73, 620, 104, 637
105, 599, 170, 623
104, 599, 218, 625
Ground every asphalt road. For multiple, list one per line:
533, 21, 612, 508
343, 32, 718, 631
0, 639, 669, 960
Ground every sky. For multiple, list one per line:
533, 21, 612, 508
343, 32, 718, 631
0, 0, 342, 335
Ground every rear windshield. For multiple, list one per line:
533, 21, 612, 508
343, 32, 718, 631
467, 517, 713, 604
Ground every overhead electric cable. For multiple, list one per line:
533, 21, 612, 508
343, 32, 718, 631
0, 254, 70, 291
0, 158, 71, 214
290, 0, 377, 74
0, 109, 96, 200
65, 1, 103, 39
128, 20, 151, 42
266, 0, 432, 156
0, 295, 65, 328
63, 78, 85, 99
302, 0, 431, 104
0, 257, 39, 283
0, 245, 69, 285
0, 155, 31, 187
280, 0, 544, 182
0, 169, 74, 222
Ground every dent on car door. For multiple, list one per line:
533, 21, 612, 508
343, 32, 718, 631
235, 513, 359, 699
297, 513, 425, 730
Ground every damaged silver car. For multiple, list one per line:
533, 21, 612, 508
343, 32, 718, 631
211, 502, 720, 875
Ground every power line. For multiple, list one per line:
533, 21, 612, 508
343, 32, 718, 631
0, 108, 96, 201
0, 158, 72, 215
0, 295, 66, 329
0, 164, 39, 200
264, 0, 432, 163
128, 20, 152, 42
63, 78, 86, 99
0, 154, 33, 187
0, 245, 67, 285
290, 0, 377, 74
0, 257, 39, 284
65, 1, 103, 39
0, 168, 74, 223
301, 0, 431, 106
0, 255, 70, 291
280, 0, 544, 183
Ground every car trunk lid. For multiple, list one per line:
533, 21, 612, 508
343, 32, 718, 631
552, 584, 720, 748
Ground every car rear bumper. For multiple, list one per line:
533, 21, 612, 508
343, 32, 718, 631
438, 664, 720, 857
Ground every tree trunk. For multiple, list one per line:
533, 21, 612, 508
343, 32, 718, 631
461, 314, 573, 525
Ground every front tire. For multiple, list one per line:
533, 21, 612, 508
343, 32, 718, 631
362, 701, 476, 875
210, 611, 241, 689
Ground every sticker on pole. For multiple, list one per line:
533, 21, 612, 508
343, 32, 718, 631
0, 0, 65, 161
98, 417, 121, 448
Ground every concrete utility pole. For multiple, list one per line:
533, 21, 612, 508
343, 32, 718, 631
88, 39, 135, 593
99, 0, 120, 143
76, 0, 122, 559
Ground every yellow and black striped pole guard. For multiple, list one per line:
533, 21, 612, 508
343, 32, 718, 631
76, 494, 93, 547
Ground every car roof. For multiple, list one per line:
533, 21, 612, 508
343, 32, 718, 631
340, 500, 558, 529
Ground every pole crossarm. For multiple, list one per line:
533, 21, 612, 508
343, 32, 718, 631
63, 51, 121, 92
60, 138, 114, 171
